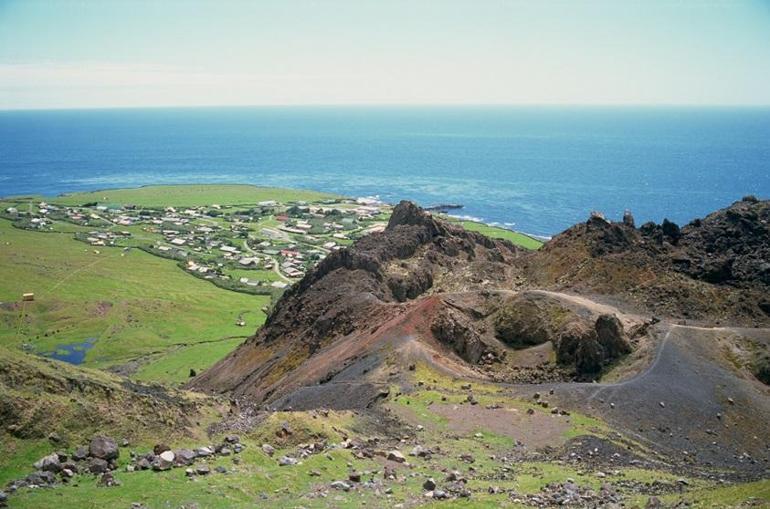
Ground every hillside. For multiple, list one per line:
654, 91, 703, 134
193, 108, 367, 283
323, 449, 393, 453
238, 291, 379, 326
4, 195, 770, 508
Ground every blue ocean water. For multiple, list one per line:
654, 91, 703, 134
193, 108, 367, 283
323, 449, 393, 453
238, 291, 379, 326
1, 106, 768, 237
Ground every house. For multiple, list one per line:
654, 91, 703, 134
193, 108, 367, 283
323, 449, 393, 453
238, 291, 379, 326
22, 293, 35, 302
271, 281, 288, 289
170, 238, 187, 246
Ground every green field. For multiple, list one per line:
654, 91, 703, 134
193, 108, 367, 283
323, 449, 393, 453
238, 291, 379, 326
0, 219, 267, 384
450, 219, 544, 250
47, 184, 340, 207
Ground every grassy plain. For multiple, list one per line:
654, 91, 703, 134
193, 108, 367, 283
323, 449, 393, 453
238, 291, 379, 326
48, 184, 339, 207
450, 218, 544, 250
0, 219, 267, 384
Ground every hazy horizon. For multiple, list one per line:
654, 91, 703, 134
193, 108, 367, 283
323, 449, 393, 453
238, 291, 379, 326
2, 0, 770, 110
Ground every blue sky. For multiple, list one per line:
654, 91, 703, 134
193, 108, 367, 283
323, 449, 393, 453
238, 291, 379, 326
1, 0, 769, 109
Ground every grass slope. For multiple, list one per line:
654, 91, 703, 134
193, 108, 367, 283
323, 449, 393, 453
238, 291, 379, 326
0, 219, 267, 384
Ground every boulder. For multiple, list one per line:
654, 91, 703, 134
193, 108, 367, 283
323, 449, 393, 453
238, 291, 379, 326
88, 458, 110, 474
174, 449, 196, 466
72, 446, 89, 461
423, 478, 437, 490
33, 453, 62, 472
387, 450, 406, 463
195, 465, 211, 475
152, 451, 175, 471
195, 446, 214, 457
261, 444, 276, 456
89, 436, 119, 461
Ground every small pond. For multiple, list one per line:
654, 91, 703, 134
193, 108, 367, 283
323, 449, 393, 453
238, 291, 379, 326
41, 338, 97, 365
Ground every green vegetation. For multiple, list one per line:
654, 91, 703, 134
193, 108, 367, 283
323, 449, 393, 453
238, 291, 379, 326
448, 218, 544, 250
0, 219, 266, 384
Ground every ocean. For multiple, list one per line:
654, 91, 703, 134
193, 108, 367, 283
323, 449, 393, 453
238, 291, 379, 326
1, 106, 769, 237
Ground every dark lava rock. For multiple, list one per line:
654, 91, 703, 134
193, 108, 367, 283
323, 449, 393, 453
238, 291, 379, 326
595, 314, 631, 358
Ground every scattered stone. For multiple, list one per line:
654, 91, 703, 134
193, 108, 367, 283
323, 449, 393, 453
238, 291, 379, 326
278, 456, 299, 466
224, 435, 240, 444
387, 450, 406, 463
195, 446, 214, 457
214, 466, 227, 474
153, 443, 171, 455
262, 443, 276, 456
423, 478, 437, 490
195, 465, 211, 476
348, 471, 362, 483
433, 489, 449, 499
174, 449, 196, 466
97, 472, 120, 487
331, 480, 351, 491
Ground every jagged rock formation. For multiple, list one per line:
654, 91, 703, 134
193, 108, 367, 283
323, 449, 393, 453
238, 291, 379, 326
525, 196, 770, 324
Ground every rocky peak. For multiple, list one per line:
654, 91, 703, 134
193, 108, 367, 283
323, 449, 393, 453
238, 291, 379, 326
387, 200, 447, 236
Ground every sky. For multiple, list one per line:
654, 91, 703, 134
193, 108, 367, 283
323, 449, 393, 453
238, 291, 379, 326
1, 0, 769, 109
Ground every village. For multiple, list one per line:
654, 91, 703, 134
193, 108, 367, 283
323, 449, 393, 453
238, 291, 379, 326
1, 195, 391, 303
